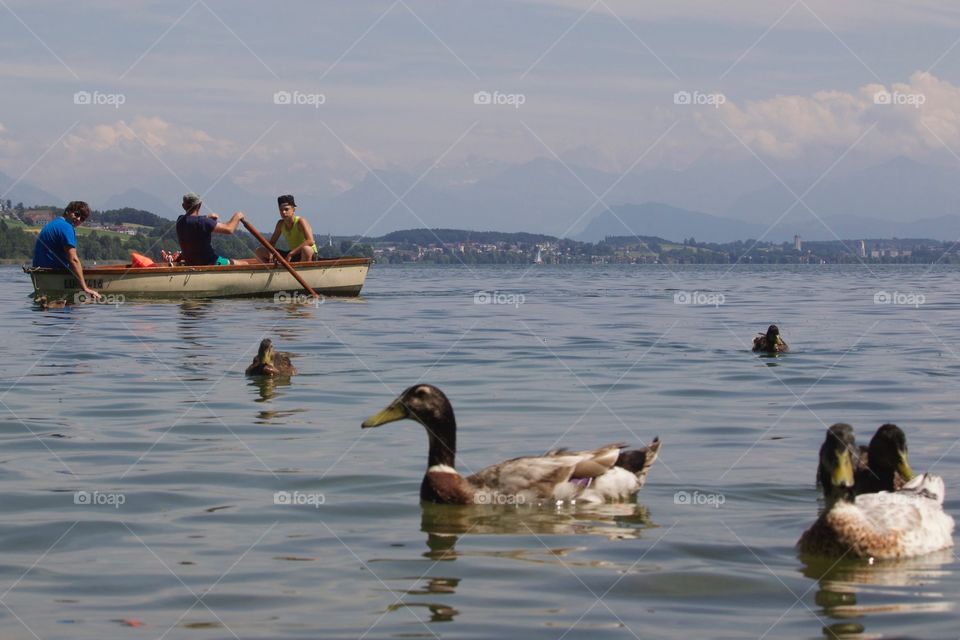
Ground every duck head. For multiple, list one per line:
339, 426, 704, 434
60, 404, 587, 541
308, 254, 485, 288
256, 338, 275, 366
362, 384, 457, 468
766, 325, 784, 347
818, 423, 856, 499
867, 423, 914, 485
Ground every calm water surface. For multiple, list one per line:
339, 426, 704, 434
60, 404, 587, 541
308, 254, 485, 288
1, 263, 958, 639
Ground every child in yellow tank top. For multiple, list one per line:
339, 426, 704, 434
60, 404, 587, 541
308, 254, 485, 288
255, 194, 318, 263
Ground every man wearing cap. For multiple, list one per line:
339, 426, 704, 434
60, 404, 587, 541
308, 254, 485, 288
175, 192, 247, 266
255, 194, 318, 263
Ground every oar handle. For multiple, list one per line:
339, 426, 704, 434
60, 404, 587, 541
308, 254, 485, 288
241, 218, 321, 300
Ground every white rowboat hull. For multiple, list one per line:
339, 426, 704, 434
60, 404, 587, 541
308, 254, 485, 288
25, 258, 371, 299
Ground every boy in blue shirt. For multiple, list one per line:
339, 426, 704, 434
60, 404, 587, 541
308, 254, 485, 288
32, 201, 101, 300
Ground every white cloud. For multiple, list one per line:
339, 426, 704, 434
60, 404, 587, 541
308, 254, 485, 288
62, 116, 235, 156
700, 72, 960, 161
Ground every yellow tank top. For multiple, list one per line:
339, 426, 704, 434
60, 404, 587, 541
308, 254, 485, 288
281, 216, 317, 252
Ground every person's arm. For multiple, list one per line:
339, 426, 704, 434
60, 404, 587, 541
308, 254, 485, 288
269, 221, 282, 246
66, 247, 101, 301
293, 217, 315, 252
213, 211, 244, 234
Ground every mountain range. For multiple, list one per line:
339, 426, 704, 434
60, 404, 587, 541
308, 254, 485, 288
5, 154, 960, 242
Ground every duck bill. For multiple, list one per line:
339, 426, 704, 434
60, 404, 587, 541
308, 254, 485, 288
832, 450, 855, 489
362, 402, 408, 428
898, 452, 915, 481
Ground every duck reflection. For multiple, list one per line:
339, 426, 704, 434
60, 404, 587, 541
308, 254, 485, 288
801, 550, 954, 638
373, 502, 654, 626
386, 601, 459, 623
420, 501, 653, 562
248, 373, 293, 403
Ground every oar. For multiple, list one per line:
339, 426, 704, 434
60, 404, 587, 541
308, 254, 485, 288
241, 218, 321, 300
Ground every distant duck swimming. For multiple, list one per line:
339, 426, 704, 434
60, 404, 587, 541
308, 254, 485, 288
799, 425, 954, 559
361, 384, 661, 505
246, 338, 297, 377
753, 325, 788, 353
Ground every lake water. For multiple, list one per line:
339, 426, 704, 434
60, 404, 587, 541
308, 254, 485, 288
1, 263, 958, 639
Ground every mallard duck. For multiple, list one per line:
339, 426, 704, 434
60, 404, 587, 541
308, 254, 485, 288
815, 423, 913, 499
34, 295, 67, 309
245, 338, 297, 377
361, 384, 661, 505
799, 426, 954, 559
815, 423, 857, 500
855, 424, 913, 494
752, 324, 788, 353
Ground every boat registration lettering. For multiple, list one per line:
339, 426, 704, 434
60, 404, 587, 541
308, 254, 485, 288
64, 278, 104, 289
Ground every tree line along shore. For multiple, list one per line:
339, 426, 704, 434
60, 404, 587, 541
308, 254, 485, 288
2, 205, 959, 265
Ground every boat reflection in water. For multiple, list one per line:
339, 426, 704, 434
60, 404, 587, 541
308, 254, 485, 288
801, 550, 954, 638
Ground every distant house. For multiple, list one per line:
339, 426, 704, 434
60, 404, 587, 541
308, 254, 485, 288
23, 209, 56, 225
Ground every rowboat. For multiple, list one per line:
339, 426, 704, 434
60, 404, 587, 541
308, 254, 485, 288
24, 258, 372, 299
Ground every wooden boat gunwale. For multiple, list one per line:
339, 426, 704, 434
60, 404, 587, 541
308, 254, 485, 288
23, 257, 372, 299
23, 256, 371, 277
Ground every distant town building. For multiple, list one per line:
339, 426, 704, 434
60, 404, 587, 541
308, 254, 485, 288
793, 235, 802, 252
859, 240, 867, 258
23, 209, 55, 225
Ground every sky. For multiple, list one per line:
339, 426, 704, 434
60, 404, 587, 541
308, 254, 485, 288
3, 0, 960, 231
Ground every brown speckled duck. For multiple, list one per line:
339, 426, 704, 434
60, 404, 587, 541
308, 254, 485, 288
245, 338, 297, 377
752, 325, 788, 353
799, 425, 953, 559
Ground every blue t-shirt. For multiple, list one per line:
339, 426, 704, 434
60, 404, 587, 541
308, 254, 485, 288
176, 214, 219, 265
32, 217, 77, 268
